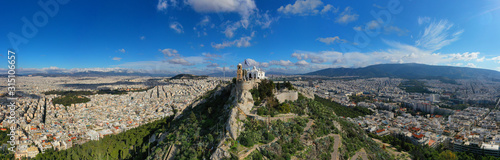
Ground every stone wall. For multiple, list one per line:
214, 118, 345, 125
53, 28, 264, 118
276, 91, 298, 103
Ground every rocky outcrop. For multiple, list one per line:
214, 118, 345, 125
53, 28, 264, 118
226, 81, 256, 140
211, 147, 231, 160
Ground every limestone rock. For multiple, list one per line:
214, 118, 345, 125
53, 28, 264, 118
210, 147, 231, 160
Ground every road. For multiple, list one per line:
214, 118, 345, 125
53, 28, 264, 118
238, 136, 279, 159
330, 134, 341, 160
349, 148, 368, 160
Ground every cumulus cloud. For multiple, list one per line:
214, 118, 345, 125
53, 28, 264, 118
170, 22, 184, 33
269, 60, 294, 66
168, 58, 194, 66
140, 36, 146, 40
211, 35, 252, 49
278, 0, 324, 15
202, 52, 222, 58
185, 0, 256, 27
490, 56, 500, 63
157, 0, 178, 11
255, 11, 278, 29
321, 4, 337, 14
466, 63, 476, 68
316, 36, 347, 45
295, 60, 309, 66
415, 19, 463, 51
118, 49, 126, 53
289, 38, 487, 69
112, 57, 122, 61
159, 49, 180, 57
384, 26, 408, 36
223, 22, 240, 38
291, 51, 343, 63
449, 52, 480, 61
207, 62, 219, 67
366, 20, 379, 30
157, 0, 168, 11
335, 7, 358, 24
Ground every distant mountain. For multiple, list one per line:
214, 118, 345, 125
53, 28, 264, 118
304, 63, 500, 80
205, 72, 237, 77
170, 74, 208, 80
23, 71, 173, 77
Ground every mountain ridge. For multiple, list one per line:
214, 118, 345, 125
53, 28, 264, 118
304, 63, 500, 80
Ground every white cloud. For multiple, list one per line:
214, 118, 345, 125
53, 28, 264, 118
291, 51, 343, 63
198, 16, 210, 26
449, 52, 480, 61
289, 39, 488, 69
185, 0, 256, 27
207, 63, 219, 67
255, 11, 278, 29
477, 57, 485, 62
112, 57, 122, 61
168, 58, 194, 66
384, 26, 408, 36
418, 16, 430, 25
321, 4, 337, 14
223, 22, 240, 38
202, 53, 222, 59
159, 48, 180, 57
170, 22, 184, 33
353, 26, 362, 31
335, 7, 358, 24
366, 20, 379, 30
466, 63, 476, 68
415, 19, 463, 51
278, 0, 324, 15
118, 49, 126, 53
270, 60, 294, 66
316, 36, 346, 45
490, 56, 500, 63
260, 62, 269, 68
211, 35, 252, 49
295, 60, 309, 66
157, 0, 168, 11
157, 0, 178, 11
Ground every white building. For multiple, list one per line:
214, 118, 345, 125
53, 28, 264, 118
87, 130, 100, 141
246, 66, 266, 80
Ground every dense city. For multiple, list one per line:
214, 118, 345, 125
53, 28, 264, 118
291, 76, 500, 158
0, 76, 221, 159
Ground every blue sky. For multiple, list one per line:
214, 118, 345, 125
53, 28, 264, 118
1, 0, 500, 74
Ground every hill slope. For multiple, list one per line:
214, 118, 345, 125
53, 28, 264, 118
305, 63, 500, 80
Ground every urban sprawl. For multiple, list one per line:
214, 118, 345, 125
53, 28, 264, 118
1, 76, 500, 158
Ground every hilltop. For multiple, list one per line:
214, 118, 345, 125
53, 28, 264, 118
170, 74, 208, 80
